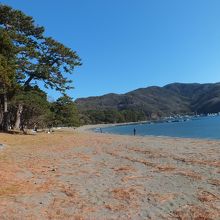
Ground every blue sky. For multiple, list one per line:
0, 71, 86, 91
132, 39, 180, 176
1, 0, 220, 100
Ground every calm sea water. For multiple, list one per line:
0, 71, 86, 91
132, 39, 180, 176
99, 116, 220, 140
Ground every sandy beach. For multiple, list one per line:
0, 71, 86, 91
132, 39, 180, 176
0, 129, 219, 219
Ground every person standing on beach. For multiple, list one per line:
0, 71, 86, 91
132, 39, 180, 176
100, 128, 102, 133
133, 128, 136, 136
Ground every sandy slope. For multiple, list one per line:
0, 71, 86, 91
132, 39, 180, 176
0, 130, 219, 219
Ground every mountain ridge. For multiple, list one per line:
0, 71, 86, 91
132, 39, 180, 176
75, 82, 220, 124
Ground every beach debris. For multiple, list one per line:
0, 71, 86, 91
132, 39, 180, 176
148, 192, 177, 203
197, 190, 219, 202
113, 165, 136, 172
208, 179, 220, 186
105, 203, 126, 211
128, 147, 165, 159
170, 204, 220, 220
174, 170, 203, 180
155, 165, 176, 172
111, 187, 140, 202
174, 156, 220, 168
121, 175, 152, 182
112, 188, 132, 200
61, 187, 76, 197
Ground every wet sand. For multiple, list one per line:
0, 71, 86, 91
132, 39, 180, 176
0, 129, 219, 219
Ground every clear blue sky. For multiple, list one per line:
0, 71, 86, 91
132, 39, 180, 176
1, 0, 220, 100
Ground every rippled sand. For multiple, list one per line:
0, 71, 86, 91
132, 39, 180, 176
0, 129, 219, 219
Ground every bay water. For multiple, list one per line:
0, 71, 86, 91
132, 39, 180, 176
99, 116, 220, 140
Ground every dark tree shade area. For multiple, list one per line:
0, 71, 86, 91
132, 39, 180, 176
0, 4, 81, 131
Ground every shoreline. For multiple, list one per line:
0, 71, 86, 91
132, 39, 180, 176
75, 121, 148, 133
76, 122, 220, 142
76, 114, 213, 134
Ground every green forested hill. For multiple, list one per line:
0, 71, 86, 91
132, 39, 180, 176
75, 83, 220, 124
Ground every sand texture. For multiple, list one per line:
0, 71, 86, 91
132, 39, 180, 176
0, 130, 219, 219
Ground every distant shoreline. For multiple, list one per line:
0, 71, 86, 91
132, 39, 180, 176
76, 120, 148, 133
76, 115, 220, 141
76, 114, 209, 133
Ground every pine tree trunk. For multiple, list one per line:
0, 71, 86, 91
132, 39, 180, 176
14, 104, 23, 130
2, 93, 9, 131
0, 102, 3, 129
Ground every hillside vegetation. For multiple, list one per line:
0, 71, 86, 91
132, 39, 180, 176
76, 83, 220, 124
